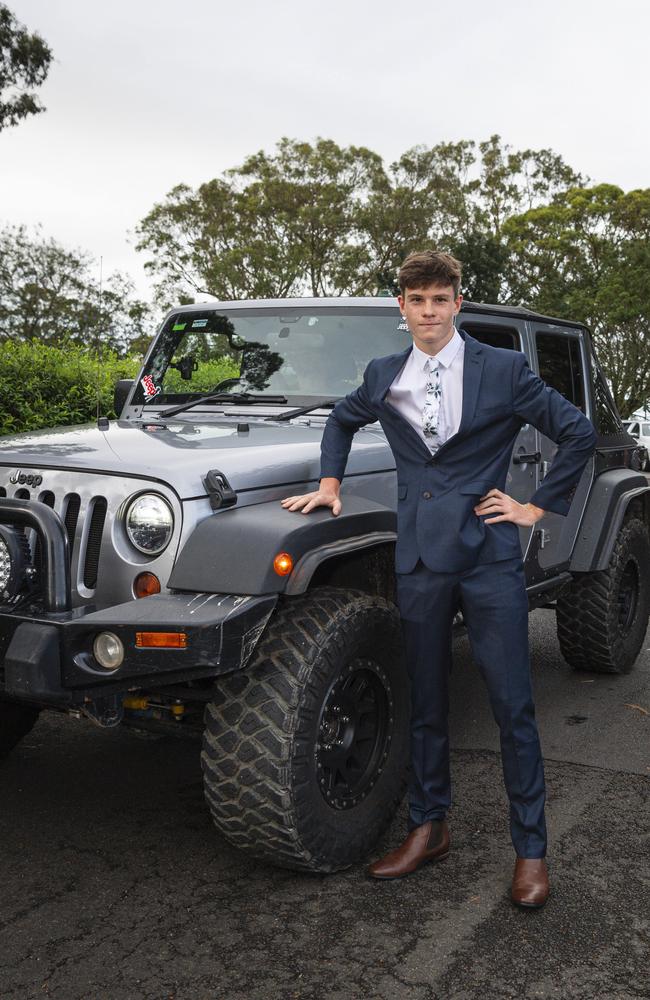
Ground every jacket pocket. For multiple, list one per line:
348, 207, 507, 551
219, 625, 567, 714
397, 483, 408, 499
458, 480, 495, 495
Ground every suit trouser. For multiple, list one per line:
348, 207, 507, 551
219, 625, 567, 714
396, 555, 547, 859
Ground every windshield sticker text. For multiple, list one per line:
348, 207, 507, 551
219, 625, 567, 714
140, 374, 161, 399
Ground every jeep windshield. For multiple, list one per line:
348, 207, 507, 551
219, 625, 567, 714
134, 305, 408, 410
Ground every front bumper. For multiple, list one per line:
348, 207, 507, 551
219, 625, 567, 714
0, 591, 277, 707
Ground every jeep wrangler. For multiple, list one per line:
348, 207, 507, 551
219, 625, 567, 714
1, 298, 649, 872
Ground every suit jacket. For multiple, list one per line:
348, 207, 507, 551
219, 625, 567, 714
319, 330, 598, 574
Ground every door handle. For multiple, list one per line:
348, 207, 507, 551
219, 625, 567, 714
513, 451, 541, 465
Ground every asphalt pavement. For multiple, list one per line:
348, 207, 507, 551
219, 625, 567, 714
1, 608, 649, 1000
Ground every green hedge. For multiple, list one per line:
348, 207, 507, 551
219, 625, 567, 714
0, 340, 140, 436
162, 358, 240, 393
0, 341, 242, 436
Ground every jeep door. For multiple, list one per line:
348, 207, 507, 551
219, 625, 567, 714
530, 323, 593, 571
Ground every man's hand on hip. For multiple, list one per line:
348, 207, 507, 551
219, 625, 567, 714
280, 477, 342, 516
474, 489, 545, 527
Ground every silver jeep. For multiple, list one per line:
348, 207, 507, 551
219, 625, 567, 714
1, 297, 649, 872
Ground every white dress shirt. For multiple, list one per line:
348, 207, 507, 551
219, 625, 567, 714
387, 328, 465, 452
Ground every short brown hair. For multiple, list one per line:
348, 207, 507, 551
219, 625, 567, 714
398, 251, 462, 297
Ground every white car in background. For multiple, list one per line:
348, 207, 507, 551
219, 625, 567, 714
623, 418, 650, 470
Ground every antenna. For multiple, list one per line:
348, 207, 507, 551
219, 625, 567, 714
96, 257, 109, 430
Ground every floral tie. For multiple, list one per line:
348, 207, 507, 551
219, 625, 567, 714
422, 356, 442, 448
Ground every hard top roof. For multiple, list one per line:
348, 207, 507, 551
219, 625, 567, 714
170, 297, 584, 331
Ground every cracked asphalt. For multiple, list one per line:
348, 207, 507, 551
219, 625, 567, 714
1, 608, 649, 1000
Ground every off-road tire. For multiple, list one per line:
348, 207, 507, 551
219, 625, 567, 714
0, 701, 40, 757
201, 587, 409, 873
556, 517, 650, 673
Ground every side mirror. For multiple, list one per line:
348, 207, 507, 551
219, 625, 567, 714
114, 379, 135, 417
169, 355, 198, 380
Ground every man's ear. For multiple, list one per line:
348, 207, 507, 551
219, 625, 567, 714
397, 294, 405, 312
454, 294, 463, 315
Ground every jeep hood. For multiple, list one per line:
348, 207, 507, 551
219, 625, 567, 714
0, 418, 391, 499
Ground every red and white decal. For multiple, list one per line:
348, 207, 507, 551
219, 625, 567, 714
140, 374, 160, 399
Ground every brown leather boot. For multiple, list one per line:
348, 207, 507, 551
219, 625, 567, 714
367, 820, 450, 880
511, 858, 550, 908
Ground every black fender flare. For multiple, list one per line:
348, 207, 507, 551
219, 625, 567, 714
168, 495, 397, 596
570, 469, 650, 572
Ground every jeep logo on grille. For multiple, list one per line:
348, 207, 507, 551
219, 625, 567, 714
9, 470, 43, 487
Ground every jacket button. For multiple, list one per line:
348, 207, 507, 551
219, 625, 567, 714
422, 491, 432, 499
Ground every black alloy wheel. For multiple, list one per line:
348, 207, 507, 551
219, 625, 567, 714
316, 657, 393, 811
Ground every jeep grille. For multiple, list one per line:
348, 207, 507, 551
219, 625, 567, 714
0, 470, 182, 610
0, 484, 107, 596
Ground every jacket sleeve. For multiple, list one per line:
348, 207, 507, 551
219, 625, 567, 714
511, 352, 597, 516
319, 363, 379, 482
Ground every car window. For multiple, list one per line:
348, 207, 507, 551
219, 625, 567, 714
629, 423, 640, 436
535, 331, 586, 412
134, 307, 408, 405
458, 323, 521, 351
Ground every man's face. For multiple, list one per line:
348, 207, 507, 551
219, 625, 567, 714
397, 282, 462, 355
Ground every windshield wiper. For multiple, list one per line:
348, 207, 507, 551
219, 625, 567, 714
158, 390, 287, 419
267, 398, 341, 422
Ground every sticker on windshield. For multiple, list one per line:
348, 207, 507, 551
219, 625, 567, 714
191, 318, 208, 329
172, 322, 187, 332
397, 320, 409, 331
140, 374, 161, 399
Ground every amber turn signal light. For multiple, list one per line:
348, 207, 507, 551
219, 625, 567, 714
273, 551, 294, 576
133, 572, 161, 598
135, 632, 187, 649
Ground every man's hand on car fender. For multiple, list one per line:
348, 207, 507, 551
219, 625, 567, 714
281, 479, 342, 516
474, 489, 545, 527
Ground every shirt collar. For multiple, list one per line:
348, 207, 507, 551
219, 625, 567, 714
412, 327, 463, 371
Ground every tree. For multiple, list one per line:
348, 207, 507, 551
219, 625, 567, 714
503, 184, 650, 417
348, 135, 583, 299
0, 4, 52, 131
0, 225, 152, 354
136, 135, 582, 305
135, 139, 384, 304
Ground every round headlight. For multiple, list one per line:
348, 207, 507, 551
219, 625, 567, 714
125, 494, 174, 555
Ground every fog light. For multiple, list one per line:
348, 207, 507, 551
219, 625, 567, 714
93, 631, 124, 670
273, 551, 294, 576
133, 572, 161, 598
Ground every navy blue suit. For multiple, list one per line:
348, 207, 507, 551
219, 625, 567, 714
320, 331, 597, 857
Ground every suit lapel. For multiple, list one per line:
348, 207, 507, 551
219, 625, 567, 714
377, 345, 413, 402
376, 346, 432, 459
456, 332, 485, 437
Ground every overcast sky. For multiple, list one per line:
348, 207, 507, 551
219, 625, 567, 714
1, 0, 649, 303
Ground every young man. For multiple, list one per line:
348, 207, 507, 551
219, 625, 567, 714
280, 251, 597, 908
